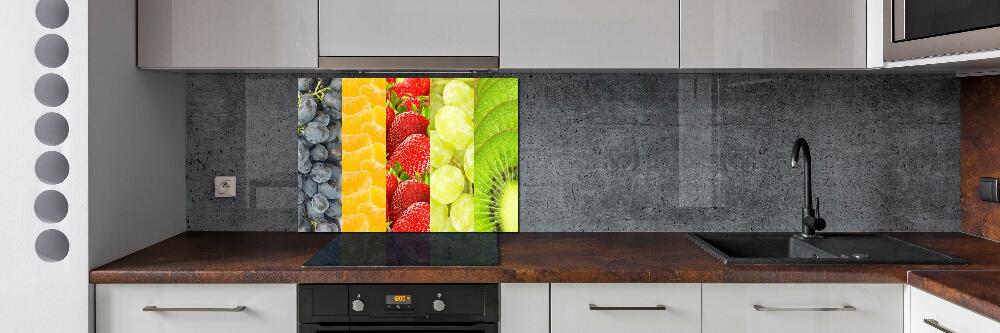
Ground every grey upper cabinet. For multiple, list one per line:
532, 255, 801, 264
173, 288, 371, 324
319, 0, 499, 57
680, 0, 869, 69
501, 0, 680, 69
138, 0, 318, 69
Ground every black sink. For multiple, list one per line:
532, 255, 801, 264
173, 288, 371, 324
687, 233, 966, 265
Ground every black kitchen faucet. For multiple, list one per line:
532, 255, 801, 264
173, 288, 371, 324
791, 138, 826, 238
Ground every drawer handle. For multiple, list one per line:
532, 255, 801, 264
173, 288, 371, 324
923, 319, 955, 333
142, 306, 247, 312
753, 304, 856, 312
588, 304, 667, 311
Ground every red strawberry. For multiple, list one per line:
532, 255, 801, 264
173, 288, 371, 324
386, 106, 395, 136
388, 134, 430, 178
386, 78, 396, 84
391, 78, 430, 97
390, 179, 429, 222
400, 96, 425, 113
388, 112, 429, 153
386, 173, 399, 220
392, 201, 430, 232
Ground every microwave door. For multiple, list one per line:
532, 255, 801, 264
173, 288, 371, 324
885, 0, 1000, 61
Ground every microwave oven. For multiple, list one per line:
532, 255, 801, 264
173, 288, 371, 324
884, 0, 1000, 62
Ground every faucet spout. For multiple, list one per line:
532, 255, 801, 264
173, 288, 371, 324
791, 138, 825, 237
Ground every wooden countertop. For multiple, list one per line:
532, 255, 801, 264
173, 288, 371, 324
89, 232, 1000, 321
91, 232, 1000, 284
908, 270, 1000, 323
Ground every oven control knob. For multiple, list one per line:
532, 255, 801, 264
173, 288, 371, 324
351, 299, 365, 312
432, 299, 446, 312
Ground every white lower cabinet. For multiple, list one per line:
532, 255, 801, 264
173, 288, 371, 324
702, 283, 904, 333
500, 283, 549, 333
909, 286, 1000, 333
551, 283, 701, 333
96, 284, 297, 333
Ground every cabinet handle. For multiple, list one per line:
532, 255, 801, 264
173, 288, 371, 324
753, 304, 856, 312
588, 304, 667, 311
923, 319, 955, 333
142, 306, 247, 312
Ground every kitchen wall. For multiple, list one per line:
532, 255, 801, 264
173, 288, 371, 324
960, 76, 1000, 242
186, 73, 960, 232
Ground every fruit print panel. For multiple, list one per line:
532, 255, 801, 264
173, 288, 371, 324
387, 78, 431, 232
472, 78, 518, 232
297, 78, 344, 232
341, 78, 388, 232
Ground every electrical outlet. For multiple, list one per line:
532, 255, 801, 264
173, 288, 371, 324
215, 176, 236, 198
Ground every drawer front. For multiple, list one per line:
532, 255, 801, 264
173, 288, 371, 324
703, 283, 903, 333
319, 0, 499, 57
910, 287, 1000, 333
96, 284, 296, 333
551, 283, 701, 333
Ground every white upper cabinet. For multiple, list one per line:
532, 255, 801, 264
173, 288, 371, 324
500, 0, 680, 69
319, 0, 499, 57
138, 0, 318, 69
681, 0, 870, 68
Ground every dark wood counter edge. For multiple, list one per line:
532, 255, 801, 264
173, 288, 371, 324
90, 232, 1000, 285
908, 270, 1000, 323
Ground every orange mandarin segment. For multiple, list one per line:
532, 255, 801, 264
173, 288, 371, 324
340, 78, 387, 232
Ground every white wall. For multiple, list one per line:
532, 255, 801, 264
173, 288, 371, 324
88, 0, 186, 270
0, 0, 90, 331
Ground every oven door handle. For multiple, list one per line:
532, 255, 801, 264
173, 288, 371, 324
298, 323, 498, 332
347, 323, 497, 331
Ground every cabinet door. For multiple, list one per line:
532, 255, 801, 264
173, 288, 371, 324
319, 0, 499, 57
702, 283, 903, 333
501, 0, 680, 69
680, 0, 867, 68
910, 287, 1000, 333
96, 284, 297, 333
138, 0, 318, 68
500, 284, 548, 333
551, 283, 701, 333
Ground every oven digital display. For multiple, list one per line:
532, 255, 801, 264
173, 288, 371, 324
386, 295, 412, 305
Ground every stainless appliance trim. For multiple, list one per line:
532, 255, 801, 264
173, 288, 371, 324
142, 305, 247, 312
588, 304, 667, 311
923, 319, 955, 333
753, 304, 856, 312
318, 56, 499, 71
884, 0, 1000, 61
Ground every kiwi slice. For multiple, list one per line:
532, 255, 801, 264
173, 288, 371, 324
474, 99, 518, 148
474, 129, 519, 232
475, 78, 518, 121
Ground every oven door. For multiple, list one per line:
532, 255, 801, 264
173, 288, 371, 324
885, 0, 1000, 61
300, 323, 498, 333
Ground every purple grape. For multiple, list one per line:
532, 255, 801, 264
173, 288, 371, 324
298, 78, 316, 92
310, 162, 334, 183
302, 178, 318, 197
318, 181, 340, 200
298, 98, 317, 125
313, 112, 331, 127
297, 159, 313, 174
315, 220, 339, 232
328, 79, 342, 92
309, 144, 328, 161
324, 199, 342, 218
304, 122, 330, 144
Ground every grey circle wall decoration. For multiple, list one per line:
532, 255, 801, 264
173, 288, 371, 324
35, 229, 69, 262
34, 73, 69, 107
36, 0, 69, 29
35, 151, 69, 184
35, 34, 68, 68
34, 190, 68, 223
35, 112, 69, 145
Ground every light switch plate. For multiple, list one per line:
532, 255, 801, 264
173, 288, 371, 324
215, 176, 236, 198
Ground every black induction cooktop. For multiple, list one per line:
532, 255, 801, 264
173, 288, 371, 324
303, 233, 499, 267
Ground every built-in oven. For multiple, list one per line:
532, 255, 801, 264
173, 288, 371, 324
884, 0, 1000, 61
298, 284, 498, 333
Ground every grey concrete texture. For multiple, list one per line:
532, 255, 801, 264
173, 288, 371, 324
187, 73, 960, 232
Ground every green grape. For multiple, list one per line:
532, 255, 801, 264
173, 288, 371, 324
430, 165, 465, 204
428, 130, 454, 168
430, 200, 450, 232
443, 80, 475, 119
450, 193, 475, 232
463, 143, 475, 183
435, 105, 473, 151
